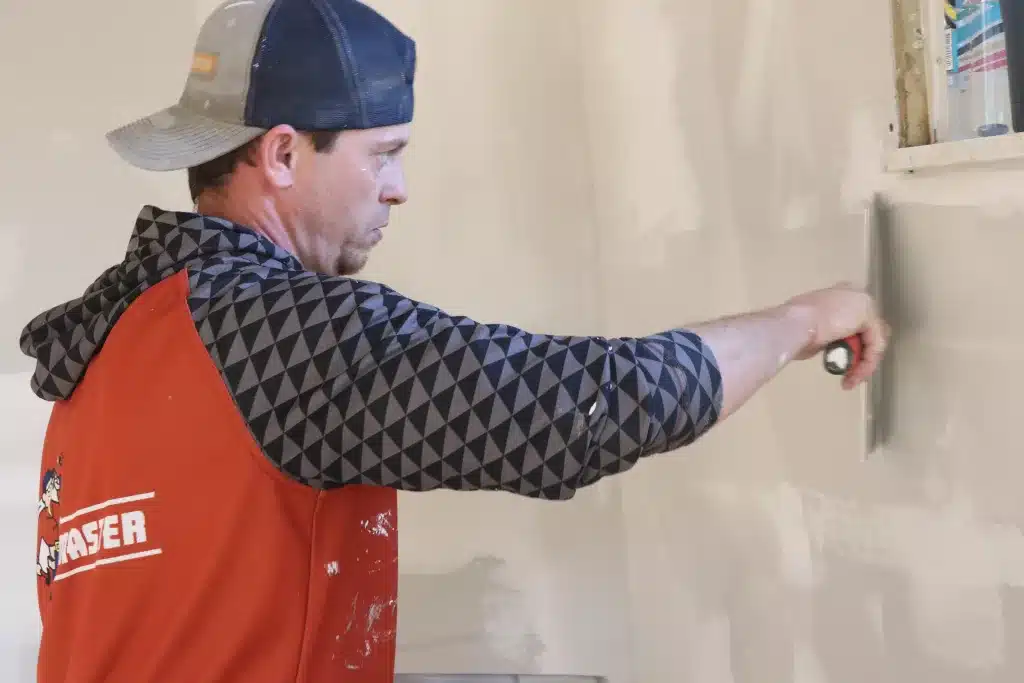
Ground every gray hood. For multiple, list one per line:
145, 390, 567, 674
19, 205, 301, 402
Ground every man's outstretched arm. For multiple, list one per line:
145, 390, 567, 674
196, 274, 887, 499
690, 283, 889, 419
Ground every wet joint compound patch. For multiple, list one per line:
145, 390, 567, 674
759, 484, 1024, 670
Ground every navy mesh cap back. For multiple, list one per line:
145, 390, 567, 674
106, 0, 416, 172
248, 0, 416, 130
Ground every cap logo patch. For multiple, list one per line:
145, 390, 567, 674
191, 52, 219, 78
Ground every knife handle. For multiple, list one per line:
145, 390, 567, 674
823, 335, 863, 376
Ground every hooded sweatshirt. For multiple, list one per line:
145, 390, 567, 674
20, 205, 724, 683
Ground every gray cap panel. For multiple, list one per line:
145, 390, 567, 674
178, 0, 278, 124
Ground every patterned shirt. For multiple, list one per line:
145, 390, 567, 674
20, 205, 723, 683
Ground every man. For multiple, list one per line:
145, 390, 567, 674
19, 0, 888, 681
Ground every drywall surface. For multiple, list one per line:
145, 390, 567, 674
1, 0, 626, 681
575, 0, 1024, 681
3, 0, 1023, 682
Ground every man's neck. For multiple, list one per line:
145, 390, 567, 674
196, 192, 298, 258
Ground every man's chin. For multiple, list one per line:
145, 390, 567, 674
335, 253, 370, 277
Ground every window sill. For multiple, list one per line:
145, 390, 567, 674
885, 132, 1024, 173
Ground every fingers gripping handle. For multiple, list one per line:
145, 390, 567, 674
823, 335, 863, 376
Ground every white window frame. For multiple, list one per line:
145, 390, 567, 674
886, 0, 1024, 172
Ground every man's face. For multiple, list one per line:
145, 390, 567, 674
290, 124, 410, 276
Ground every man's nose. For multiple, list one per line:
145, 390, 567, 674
381, 162, 408, 206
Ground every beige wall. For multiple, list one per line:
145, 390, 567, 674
4, 0, 1024, 681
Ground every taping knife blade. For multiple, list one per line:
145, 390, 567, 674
862, 195, 885, 459
822, 194, 888, 459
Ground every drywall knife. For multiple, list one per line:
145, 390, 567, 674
822, 194, 888, 458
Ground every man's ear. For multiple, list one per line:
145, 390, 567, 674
258, 124, 302, 189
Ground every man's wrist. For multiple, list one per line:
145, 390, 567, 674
778, 301, 818, 360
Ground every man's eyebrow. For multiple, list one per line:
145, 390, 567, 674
374, 138, 408, 153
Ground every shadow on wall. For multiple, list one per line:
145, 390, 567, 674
810, 551, 1024, 683
397, 556, 545, 675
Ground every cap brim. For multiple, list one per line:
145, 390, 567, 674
106, 104, 267, 172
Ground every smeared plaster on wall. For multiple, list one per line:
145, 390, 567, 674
482, 561, 547, 666
840, 108, 898, 214
689, 612, 735, 683
703, 478, 1022, 673
396, 556, 547, 675
579, 1, 703, 273
803, 487, 1024, 669
884, 170, 1024, 218
768, 0, 819, 165
733, 0, 776, 147
761, 484, 817, 589
912, 583, 1004, 670
792, 637, 829, 683
733, 0, 816, 166
781, 196, 821, 232
805, 489, 1024, 588
865, 592, 885, 641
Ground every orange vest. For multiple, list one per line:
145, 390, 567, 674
34, 271, 397, 682
22, 205, 722, 682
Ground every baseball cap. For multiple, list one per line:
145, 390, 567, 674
106, 0, 416, 172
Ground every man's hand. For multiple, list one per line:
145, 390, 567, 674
688, 282, 890, 419
785, 283, 890, 390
